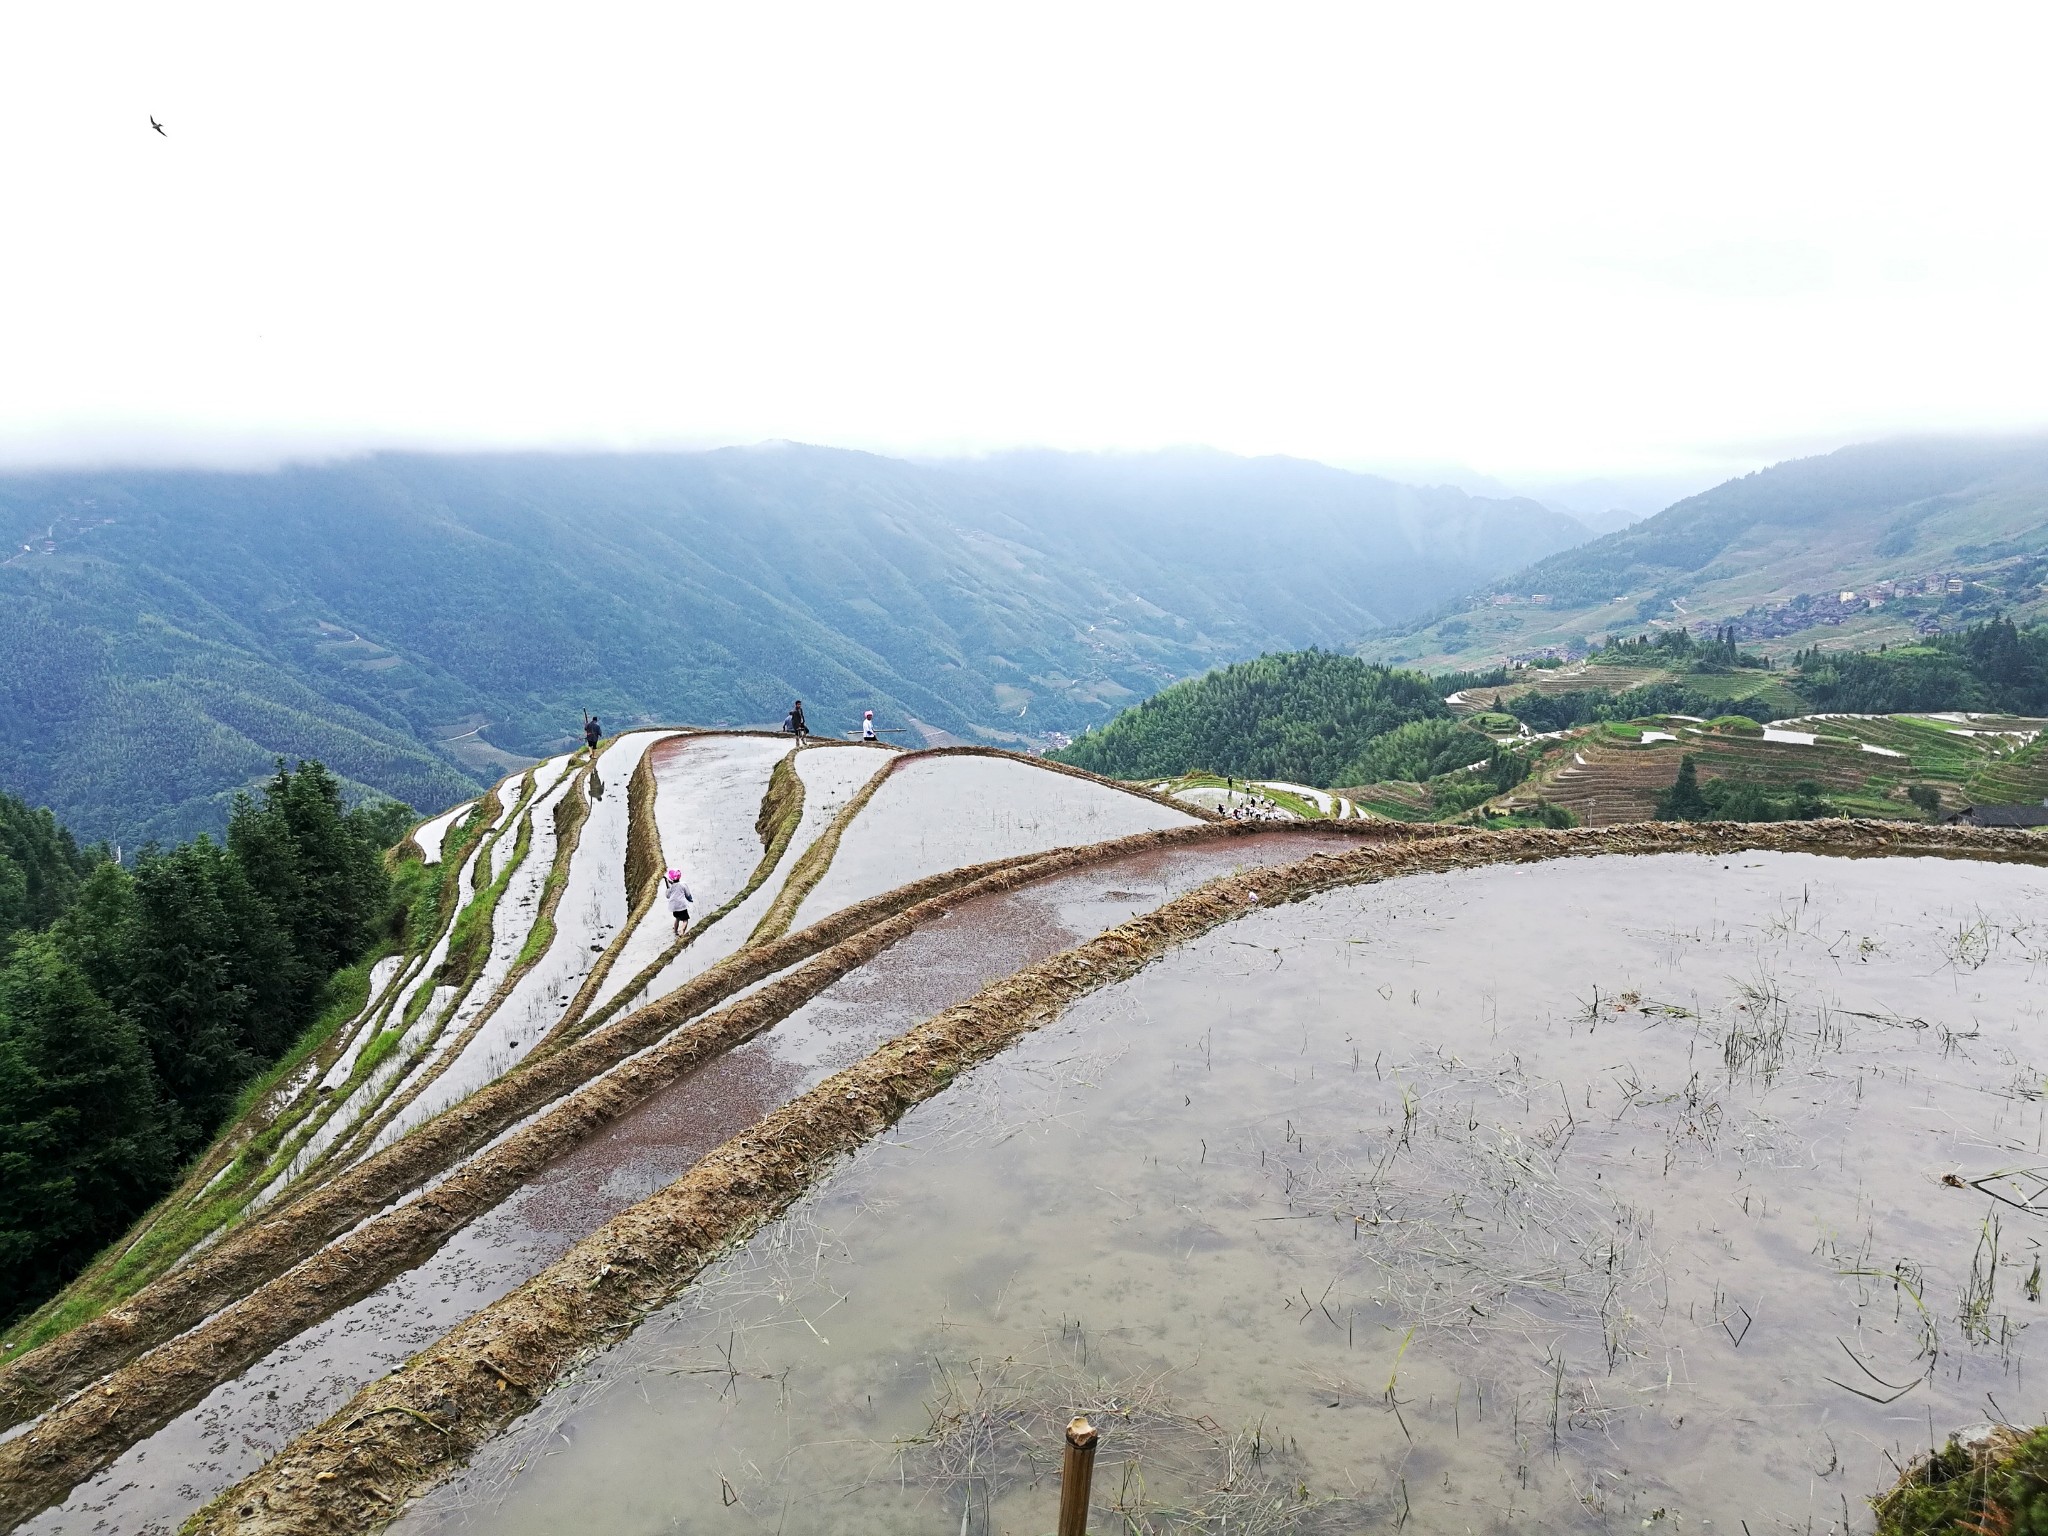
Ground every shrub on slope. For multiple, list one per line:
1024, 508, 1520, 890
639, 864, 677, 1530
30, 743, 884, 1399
1050, 651, 1454, 786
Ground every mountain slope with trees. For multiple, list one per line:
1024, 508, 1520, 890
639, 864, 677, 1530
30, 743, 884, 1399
1048, 650, 1479, 786
0, 446, 1585, 845
1362, 436, 2048, 668
0, 766, 400, 1326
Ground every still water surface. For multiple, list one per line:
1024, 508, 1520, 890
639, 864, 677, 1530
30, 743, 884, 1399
396, 850, 2048, 1535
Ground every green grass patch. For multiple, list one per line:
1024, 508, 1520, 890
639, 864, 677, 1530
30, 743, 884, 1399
1873, 1425, 2047, 1535
514, 774, 589, 969
349, 1027, 407, 1085
443, 808, 533, 987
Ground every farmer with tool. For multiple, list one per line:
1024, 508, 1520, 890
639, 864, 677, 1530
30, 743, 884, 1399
583, 713, 602, 752
861, 710, 877, 741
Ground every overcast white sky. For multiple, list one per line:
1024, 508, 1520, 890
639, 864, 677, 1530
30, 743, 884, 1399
4, 3, 2048, 491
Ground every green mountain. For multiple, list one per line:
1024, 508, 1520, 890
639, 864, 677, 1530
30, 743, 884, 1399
1049, 650, 1473, 786
1359, 436, 2048, 669
0, 445, 1585, 845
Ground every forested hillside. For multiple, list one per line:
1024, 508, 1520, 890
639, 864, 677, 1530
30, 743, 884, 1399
1049, 650, 1472, 785
0, 446, 1584, 844
1056, 620, 2048, 792
1363, 436, 2048, 668
0, 766, 402, 1326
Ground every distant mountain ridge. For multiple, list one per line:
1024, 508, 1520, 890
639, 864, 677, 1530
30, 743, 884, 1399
1362, 436, 2048, 669
0, 444, 1585, 843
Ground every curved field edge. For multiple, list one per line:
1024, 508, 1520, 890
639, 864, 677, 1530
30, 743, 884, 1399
747, 742, 1216, 946
745, 745, 893, 943
0, 742, 803, 1441
560, 745, 810, 1043
326, 764, 595, 1168
543, 735, 688, 1041
185, 820, 2048, 1536
0, 786, 508, 1358
0, 820, 1376, 1509
245, 765, 551, 1199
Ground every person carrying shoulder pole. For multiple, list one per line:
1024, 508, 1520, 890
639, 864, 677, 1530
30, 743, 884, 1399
662, 868, 694, 936
861, 710, 877, 742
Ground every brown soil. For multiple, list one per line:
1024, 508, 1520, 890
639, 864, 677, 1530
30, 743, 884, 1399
0, 821, 1422, 1526
181, 821, 2046, 1536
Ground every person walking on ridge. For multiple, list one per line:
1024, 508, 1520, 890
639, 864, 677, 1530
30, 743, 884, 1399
583, 713, 602, 752
786, 699, 808, 741
662, 868, 694, 936
861, 710, 877, 742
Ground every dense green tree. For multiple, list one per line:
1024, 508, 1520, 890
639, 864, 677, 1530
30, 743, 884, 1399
1656, 756, 1833, 823
1343, 718, 1492, 785
1798, 618, 2048, 715
348, 797, 418, 855
0, 762, 413, 1323
0, 791, 97, 937
0, 936, 171, 1324
1656, 756, 1712, 820
118, 838, 307, 1149
228, 761, 390, 983
1052, 650, 1460, 785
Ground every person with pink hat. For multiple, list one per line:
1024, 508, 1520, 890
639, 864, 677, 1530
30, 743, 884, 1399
861, 710, 877, 742
662, 867, 694, 936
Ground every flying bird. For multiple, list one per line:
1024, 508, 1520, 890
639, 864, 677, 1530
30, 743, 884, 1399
150, 117, 166, 136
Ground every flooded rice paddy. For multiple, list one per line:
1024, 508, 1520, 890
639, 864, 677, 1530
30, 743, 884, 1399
792, 755, 1197, 929
397, 851, 2048, 1536
21, 835, 1339, 1535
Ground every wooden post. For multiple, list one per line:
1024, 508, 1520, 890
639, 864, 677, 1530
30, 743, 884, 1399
1058, 1415, 1099, 1536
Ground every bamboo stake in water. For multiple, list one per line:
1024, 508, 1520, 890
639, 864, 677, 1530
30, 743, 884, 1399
1058, 1415, 1099, 1536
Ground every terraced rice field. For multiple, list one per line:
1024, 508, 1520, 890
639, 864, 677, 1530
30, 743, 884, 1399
1, 730, 2042, 1536
1149, 774, 1368, 821
393, 847, 2048, 1536
1514, 713, 2048, 825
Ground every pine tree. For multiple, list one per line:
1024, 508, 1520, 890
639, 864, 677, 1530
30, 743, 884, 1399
119, 838, 306, 1150
229, 761, 388, 983
1655, 755, 1712, 821
0, 936, 171, 1325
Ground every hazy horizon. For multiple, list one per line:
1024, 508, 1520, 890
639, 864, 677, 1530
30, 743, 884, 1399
8, 4, 2048, 492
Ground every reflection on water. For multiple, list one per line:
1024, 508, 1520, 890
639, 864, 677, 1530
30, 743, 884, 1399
398, 851, 2048, 1536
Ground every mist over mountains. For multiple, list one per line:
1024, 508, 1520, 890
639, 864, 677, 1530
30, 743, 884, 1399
1364, 435, 2048, 669
1, 444, 1585, 844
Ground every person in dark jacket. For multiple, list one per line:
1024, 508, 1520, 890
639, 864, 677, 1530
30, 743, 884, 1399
787, 700, 808, 740
583, 714, 602, 751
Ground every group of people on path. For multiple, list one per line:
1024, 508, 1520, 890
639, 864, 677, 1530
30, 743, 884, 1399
587, 702, 880, 751
782, 699, 879, 742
